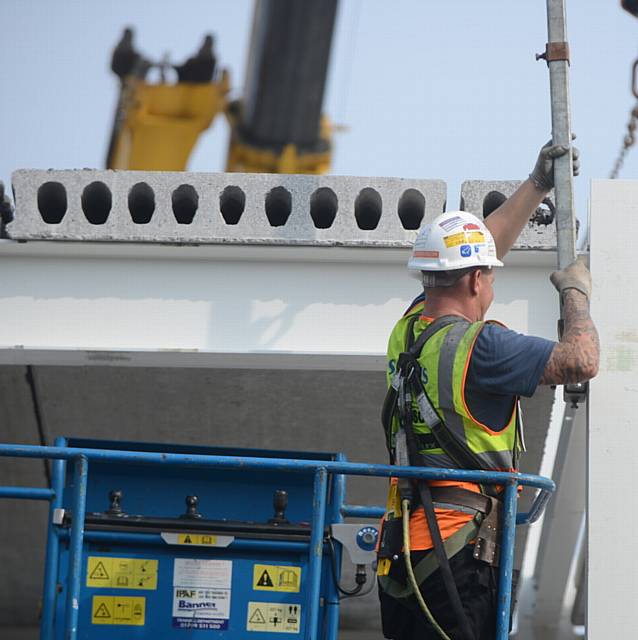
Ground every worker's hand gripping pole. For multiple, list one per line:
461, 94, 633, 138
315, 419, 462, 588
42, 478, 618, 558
542, 0, 587, 407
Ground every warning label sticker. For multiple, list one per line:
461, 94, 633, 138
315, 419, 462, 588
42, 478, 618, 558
443, 231, 485, 248
172, 559, 232, 631
253, 564, 301, 593
87, 556, 158, 590
161, 532, 234, 548
91, 596, 145, 625
178, 533, 217, 545
247, 601, 301, 633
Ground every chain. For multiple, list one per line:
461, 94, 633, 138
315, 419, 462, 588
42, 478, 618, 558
610, 102, 638, 179
610, 57, 638, 179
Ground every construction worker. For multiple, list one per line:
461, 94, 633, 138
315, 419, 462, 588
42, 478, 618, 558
377, 142, 598, 640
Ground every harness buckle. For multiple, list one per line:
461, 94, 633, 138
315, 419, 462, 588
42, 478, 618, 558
396, 352, 417, 381
473, 496, 502, 566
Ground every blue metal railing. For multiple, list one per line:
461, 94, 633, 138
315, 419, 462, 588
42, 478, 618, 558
0, 442, 555, 640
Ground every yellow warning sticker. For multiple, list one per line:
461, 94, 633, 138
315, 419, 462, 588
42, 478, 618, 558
177, 533, 218, 546
253, 564, 301, 593
443, 231, 485, 247
247, 601, 301, 633
87, 556, 158, 590
91, 596, 146, 625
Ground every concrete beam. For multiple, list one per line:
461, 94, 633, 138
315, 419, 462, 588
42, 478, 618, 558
0, 239, 559, 369
8, 170, 446, 246
460, 180, 556, 250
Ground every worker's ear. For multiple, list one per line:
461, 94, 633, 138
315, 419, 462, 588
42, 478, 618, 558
468, 269, 482, 296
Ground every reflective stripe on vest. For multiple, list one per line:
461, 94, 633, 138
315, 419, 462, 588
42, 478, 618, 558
386, 314, 519, 472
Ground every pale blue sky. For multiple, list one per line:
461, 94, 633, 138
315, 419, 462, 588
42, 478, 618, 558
2, 0, 638, 230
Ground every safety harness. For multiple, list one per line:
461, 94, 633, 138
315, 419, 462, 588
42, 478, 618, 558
378, 315, 511, 640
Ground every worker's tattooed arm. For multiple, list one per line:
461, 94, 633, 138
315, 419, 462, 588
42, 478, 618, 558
540, 289, 600, 385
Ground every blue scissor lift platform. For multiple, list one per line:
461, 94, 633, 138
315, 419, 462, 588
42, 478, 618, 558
0, 438, 555, 640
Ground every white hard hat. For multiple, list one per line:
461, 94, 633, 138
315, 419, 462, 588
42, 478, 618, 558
407, 210, 504, 274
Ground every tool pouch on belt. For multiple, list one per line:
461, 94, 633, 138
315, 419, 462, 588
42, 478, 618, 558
377, 517, 403, 561
472, 495, 502, 567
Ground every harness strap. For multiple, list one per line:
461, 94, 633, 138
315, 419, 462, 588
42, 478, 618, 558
430, 486, 492, 514
407, 314, 466, 353
381, 315, 465, 461
400, 316, 479, 640
413, 319, 502, 497
415, 480, 476, 640
377, 516, 480, 600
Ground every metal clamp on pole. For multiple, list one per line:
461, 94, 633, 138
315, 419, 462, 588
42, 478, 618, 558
541, 0, 587, 408
536, 41, 571, 65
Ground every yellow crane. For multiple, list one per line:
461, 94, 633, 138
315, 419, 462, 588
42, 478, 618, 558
105, 1, 338, 175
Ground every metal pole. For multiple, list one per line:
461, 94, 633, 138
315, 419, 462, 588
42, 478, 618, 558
495, 480, 519, 639
0, 487, 55, 500
544, 0, 590, 406
545, 0, 577, 270
306, 467, 328, 640
325, 460, 346, 638
41, 438, 66, 640
64, 456, 88, 640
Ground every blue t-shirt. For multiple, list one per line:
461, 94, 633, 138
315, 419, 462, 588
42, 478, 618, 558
403, 294, 555, 430
466, 324, 555, 429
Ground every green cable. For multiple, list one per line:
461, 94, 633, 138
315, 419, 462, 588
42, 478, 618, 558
402, 499, 452, 640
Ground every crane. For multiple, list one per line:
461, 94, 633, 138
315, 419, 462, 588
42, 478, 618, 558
105, 0, 338, 175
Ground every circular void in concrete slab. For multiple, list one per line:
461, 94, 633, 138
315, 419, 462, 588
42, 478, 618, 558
172, 184, 199, 225
128, 182, 155, 224
81, 181, 112, 225
482, 191, 507, 218
219, 186, 245, 225
310, 187, 338, 229
398, 189, 425, 230
531, 198, 556, 226
37, 181, 67, 224
355, 188, 382, 230
265, 186, 292, 227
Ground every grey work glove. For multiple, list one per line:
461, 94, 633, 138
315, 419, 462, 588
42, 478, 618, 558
550, 256, 591, 300
529, 136, 580, 191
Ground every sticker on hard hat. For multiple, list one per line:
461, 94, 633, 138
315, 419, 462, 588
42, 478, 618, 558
463, 222, 481, 231
460, 245, 472, 257
438, 215, 464, 231
443, 231, 485, 248
414, 250, 439, 258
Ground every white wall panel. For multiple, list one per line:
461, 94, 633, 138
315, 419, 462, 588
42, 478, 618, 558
588, 179, 638, 637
